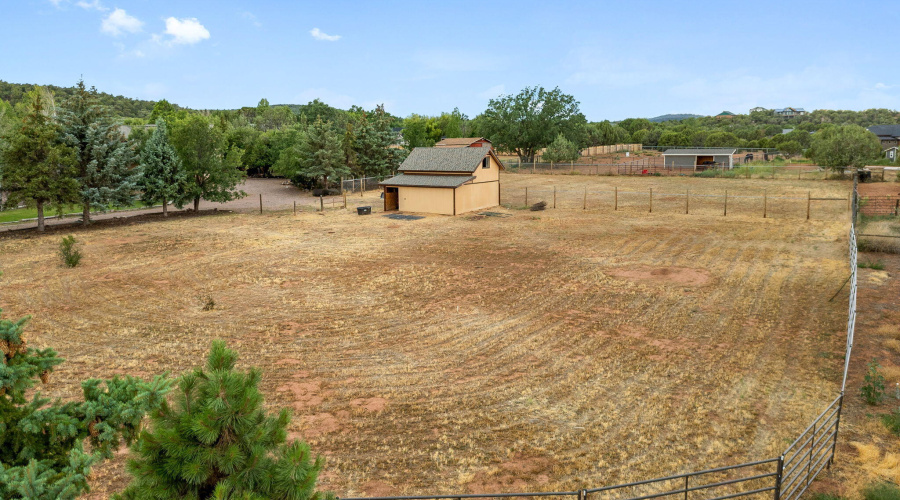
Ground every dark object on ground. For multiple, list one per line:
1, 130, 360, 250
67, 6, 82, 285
312, 188, 341, 197
530, 201, 547, 211
745, 153, 754, 161
859, 169, 872, 182
357, 206, 372, 215
479, 212, 511, 218
383, 213, 423, 220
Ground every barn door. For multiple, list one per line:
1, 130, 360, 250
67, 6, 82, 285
384, 187, 399, 211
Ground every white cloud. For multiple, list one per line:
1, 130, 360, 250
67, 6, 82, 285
101, 8, 143, 36
76, 0, 107, 11
478, 84, 505, 100
160, 17, 210, 45
875, 82, 893, 90
310, 28, 340, 41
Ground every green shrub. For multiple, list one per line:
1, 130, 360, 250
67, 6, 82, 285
863, 482, 900, 500
861, 359, 886, 405
59, 235, 82, 268
881, 409, 900, 436
859, 260, 886, 270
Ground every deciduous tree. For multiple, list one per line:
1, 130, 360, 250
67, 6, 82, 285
809, 124, 882, 173
480, 86, 587, 162
170, 114, 245, 212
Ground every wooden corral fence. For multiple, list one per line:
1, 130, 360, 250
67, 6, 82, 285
859, 195, 900, 216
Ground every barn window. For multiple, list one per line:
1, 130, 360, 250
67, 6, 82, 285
482, 157, 489, 169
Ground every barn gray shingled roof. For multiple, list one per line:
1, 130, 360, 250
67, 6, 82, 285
662, 148, 737, 155
868, 125, 900, 138
379, 173, 475, 188
398, 147, 490, 173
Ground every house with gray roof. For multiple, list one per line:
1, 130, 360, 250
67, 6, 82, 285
662, 148, 735, 170
379, 147, 504, 215
868, 125, 900, 153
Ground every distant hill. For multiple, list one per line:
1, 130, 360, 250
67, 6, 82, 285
0, 80, 176, 120
649, 113, 703, 122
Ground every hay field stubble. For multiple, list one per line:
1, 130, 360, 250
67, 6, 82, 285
0, 175, 850, 498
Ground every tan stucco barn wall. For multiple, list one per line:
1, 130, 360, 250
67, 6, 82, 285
469, 156, 501, 182
455, 181, 499, 214
398, 186, 455, 215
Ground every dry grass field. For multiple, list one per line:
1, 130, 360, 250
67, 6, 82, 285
0, 174, 853, 498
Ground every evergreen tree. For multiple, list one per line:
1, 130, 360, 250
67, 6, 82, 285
170, 114, 245, 212
139, 119, 188, 216
116, 340, 334, 500
0, 304, 171, 500
299, 117, 348, 188
0, 88, 78, 231
542, 133, 581, 162
353, 105, 405, 177
59, 79, 139, 225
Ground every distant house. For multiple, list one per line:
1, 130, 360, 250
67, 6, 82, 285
868, 125, 900, 150
715, 111, 735, 119
663, 148, 736, 170
749, 107, 768, 113
434, 137, 493, 149
379, 147, 503, 215
774, 107, 808, 117
885, 146, 898, 162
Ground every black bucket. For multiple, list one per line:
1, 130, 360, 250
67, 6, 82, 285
357, 206, 372, 215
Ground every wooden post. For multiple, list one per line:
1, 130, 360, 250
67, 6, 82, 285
724, 189, 728, 216
571, 161, 574, 173
553, 186, 557, 208
583, 187, 587, 210
649, 188, 653, 213
551, 161, 554, 174
293, 201, 296, 215
686, 189, 690, 214
259, 193, 263, 214
614, 186, 618, 211
361, 179, 364, 197
798, 169, 801, 180
763, 189, 767, 218
320, 196, 324, 212
772, 165, 776, 180
343, 192, 347, 209
525, 187, 529, 207
807, 191, 811, 220
532, 160, 535, 174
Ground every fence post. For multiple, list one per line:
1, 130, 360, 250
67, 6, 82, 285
571, 161, 574, 173
807, 191, 811, 220
583, 187, 587, 210
259, 193, 263, 214
686, 189, 690, 215
829, 393, 844, 468
553, 186, 557, 209
343, 192, 347, 209
724, 189, 728, 216
525, 187, 528, 207
684, 475, 689, 500
649, 188, 653, 213
615, 187, 618, 211
763, 189, 768, 218
319, 196, 324, 212
806, 420, 816, 490
774, 455, 785, 500
293, 201, 296, 215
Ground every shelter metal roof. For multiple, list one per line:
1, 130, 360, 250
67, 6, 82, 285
662, 148, 737, 155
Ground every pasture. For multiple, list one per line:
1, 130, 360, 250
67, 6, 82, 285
0, 174, 852, 498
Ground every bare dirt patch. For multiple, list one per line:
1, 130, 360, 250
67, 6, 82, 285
608, 266, 712, 287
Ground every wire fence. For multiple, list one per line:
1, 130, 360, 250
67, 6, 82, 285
342, 175, 391, 194
338, 177, 864, 500
501, 162, 828, 180
505, 185, 848, 220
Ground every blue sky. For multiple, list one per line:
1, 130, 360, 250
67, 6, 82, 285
3, 0, 898, 121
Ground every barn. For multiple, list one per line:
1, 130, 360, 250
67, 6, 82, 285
379, 147, 503, 215
662, 148, 736, 170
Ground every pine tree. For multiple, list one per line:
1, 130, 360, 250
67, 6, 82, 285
139, 119, 188, 216
543, 133, 581, 163
0, 88, 79, 231
0, 303, 171, 499
59, 79, 139, 225
300, 118, 348, 188
170, 114, 246, 212
353, 105, 405, 177
116, 340, 334, 500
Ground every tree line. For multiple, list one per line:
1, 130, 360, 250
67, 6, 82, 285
0, 82, 406, 231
